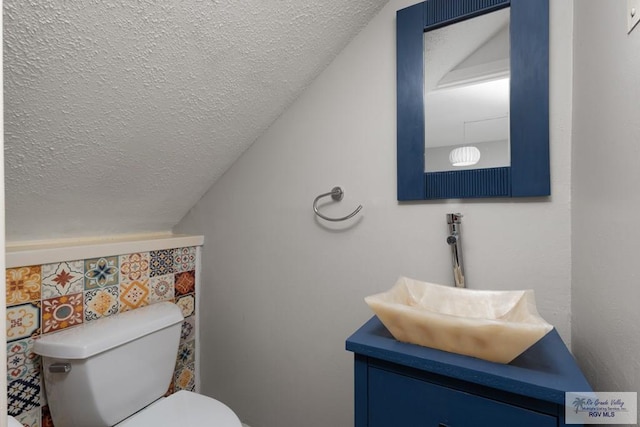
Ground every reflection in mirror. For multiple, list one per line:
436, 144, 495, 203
424, 8, 510, 172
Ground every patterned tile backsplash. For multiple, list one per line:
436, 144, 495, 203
5, 245, 198, 427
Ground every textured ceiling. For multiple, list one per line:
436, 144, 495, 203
4, 0, 387, 242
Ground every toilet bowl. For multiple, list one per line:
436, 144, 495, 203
33, 302, 241, 427
117, 391, 241, 427
7, 416, 23, 427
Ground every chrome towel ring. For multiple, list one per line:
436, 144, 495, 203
313, 186, 363, 222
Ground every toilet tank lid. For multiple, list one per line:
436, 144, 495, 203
33, 302, 184, 359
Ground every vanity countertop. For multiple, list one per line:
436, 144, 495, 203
346, 316, 592, 405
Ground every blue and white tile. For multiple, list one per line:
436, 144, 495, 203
177, 340, 195, 366
150, 249, 174, 277
84, 257, 119, 290
180, 315, 195, 343
8, 370, 41, 416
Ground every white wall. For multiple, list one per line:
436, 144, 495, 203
175, 1, 574, 426
572, 0, 640, 405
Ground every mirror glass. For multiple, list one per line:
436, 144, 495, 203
423, 8, 510, 172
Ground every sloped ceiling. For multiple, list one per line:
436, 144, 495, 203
4, 0, 387, 242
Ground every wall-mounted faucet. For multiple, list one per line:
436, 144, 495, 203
446, 213, 465, 288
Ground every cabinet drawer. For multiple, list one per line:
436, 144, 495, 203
368, 367, 556, 427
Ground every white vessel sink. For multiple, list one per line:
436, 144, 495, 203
365, 277, 553, 364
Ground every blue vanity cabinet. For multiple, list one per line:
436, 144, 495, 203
346, 317, 592, 427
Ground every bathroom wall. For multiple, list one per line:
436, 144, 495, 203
175, 1, 574, 426
5, 242, 200, 427
572, 0, 640, 406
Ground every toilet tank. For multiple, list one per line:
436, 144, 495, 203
33, 302, 184, 427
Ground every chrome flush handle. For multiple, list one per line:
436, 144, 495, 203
49, 362, 72, 373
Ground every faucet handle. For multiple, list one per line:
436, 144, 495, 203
446, 213, 463, 224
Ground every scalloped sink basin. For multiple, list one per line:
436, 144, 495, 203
365, 277, 553, 364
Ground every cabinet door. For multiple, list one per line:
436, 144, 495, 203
368, 368, 556, 427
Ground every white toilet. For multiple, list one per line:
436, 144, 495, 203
33, 302, 241, 427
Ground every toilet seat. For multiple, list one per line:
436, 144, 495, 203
116, 390, 242, 427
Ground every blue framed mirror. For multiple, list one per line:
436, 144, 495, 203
397, 0, 549, 200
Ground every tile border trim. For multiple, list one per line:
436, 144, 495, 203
7, 235, 204, 268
